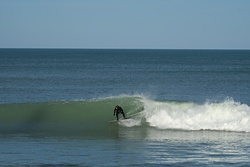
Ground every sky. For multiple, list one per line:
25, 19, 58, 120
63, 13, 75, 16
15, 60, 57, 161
0, 0, 250, 49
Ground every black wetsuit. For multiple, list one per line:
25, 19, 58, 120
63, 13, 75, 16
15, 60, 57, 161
113, 106, 125, 120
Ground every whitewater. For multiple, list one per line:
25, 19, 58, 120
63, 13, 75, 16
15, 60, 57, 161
141, 97, 250, 132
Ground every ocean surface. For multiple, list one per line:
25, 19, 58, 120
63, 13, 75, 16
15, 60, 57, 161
0, 49, 250, 166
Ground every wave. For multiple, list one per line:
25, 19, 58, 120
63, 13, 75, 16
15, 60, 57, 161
140, 97, 250, 132
0, 96, 144, 137
0, 96, 250, 137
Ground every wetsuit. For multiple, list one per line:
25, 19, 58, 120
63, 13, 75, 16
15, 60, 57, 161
113, 106, 126, 120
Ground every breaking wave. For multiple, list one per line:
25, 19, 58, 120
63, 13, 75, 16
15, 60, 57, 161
0, 96, 250, 138
140, 97, 250, 132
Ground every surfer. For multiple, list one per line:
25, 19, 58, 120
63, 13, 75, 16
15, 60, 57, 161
113, 105, 126, 120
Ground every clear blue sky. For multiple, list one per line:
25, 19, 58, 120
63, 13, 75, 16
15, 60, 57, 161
1, 0, 250, 49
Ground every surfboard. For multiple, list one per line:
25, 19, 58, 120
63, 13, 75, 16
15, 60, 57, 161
109, 120, 119, 123
109, 117, 130, 123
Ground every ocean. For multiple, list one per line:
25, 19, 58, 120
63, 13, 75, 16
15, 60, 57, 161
0, 49, 250, 166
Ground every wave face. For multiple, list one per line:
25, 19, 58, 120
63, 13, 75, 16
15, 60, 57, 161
0, 96, 250, 138
0, 96, 144, 138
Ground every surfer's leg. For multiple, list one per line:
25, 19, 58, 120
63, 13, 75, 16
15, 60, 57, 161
122, 111, 125, 118
116, 113, 119, 120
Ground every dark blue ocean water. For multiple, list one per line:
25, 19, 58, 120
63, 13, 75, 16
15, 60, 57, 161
1, 49, 250, 104
0, 49, 250, 166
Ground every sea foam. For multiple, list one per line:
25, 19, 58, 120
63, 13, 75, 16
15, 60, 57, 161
141, 98, 250, 132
